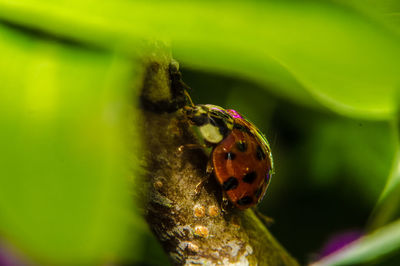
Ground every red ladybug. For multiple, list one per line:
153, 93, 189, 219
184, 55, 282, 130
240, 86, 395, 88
184, 104, 273, 210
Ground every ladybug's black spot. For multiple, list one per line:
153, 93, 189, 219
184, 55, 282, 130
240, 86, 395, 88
237, 196, 253, 206
225, 152, 236, 160
191, 113, 208, 126
210, 116, 229, 137
222, 177, 239, 191
243, 171, 257, 184
256, 145, 266, 160
236, 141, 247, 152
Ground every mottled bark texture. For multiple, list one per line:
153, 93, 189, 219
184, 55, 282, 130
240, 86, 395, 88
139, 51, 299, 265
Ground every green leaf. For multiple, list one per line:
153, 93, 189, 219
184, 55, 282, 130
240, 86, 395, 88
368, 125, 400, 230
0, 24, 140, 264
0, 1, 399, 118
336, 0, 400, 34
307, 119, 397, 204
311, 218, 400, 266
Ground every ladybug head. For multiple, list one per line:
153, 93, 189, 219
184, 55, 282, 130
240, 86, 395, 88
184, 104, 234, 144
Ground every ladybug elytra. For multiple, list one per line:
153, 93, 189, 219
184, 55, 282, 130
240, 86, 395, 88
184, 104, 273, 210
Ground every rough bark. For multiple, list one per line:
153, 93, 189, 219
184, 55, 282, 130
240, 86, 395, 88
139, 47, 299, 266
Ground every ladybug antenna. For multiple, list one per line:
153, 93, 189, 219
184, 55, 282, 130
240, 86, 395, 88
184, 89, 195, 107
169, 60, 195, 107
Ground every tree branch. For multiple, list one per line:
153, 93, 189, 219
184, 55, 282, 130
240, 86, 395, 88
139, 47, 299, 265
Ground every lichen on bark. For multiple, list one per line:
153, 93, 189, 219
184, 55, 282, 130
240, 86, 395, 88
138, 47, 299, 266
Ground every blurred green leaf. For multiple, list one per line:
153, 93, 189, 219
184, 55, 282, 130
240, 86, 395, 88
0, 24, 140, 263
368, 123, 400, 230
368, 164, 400, 232
0, 1, 399, 118
337, 0, 400, 34
308, 119, 397, 204
312, 218, 400, 266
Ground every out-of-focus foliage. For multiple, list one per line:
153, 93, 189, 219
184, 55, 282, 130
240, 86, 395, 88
0, 24, 144, 263
311, 218, 400, 266
338, 0, 400, 33
1, 0, 400, 265
0, 0, 399, 118
307, 119, 397, 204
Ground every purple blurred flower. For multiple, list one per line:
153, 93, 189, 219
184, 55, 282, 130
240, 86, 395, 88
0, 242, 26, 266
319, 229, 363, 258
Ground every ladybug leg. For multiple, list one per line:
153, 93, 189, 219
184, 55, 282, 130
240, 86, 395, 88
253, 208, 274, 227
194, 176, 209, 195
194, 160, 214, 195
221, 193, 229, 213
206, 159, 213, 175
178, 143, 207, 153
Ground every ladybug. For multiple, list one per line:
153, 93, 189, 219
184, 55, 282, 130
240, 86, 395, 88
184, 104, 274, 210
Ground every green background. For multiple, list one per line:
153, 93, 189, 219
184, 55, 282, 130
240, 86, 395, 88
1, 0, 400, 265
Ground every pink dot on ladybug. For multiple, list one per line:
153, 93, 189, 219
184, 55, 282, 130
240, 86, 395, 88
227, 109, 243, 119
